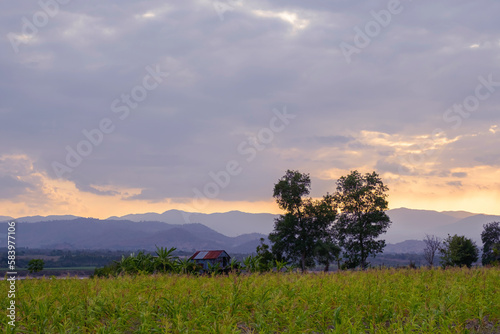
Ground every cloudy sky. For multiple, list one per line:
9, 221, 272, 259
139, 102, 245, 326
1, 0, 499, 219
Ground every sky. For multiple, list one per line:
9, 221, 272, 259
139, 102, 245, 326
1, 0, 500, 219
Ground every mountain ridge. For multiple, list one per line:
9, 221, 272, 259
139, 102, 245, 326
0, 218, 266, 253
2, 208, 499, 247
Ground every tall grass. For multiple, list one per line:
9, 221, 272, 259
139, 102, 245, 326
2, 267, 499, 333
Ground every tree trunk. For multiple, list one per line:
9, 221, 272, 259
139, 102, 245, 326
360, 233, 366, 270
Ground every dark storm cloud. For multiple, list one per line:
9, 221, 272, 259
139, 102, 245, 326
1, 0, 499, 203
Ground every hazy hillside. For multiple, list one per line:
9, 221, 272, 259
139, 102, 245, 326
432, 214, 500, 242
383, 208, 461, 243
107, 208, 499, 243
383, 240, 426, 254
16, 215, 82, 223
2, 208, 499, 251
0, 219, 266, 253
384, 208, 499, 243
439, 211, 476, 220
107, 210, 278, 237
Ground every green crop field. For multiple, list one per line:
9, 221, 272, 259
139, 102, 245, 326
2, 267, 499, 333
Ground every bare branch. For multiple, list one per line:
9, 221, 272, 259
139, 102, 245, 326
423, 234, 441, 267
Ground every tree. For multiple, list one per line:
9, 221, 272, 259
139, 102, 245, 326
314, 239, 341, 272
423, 234, 441, 267
481, 222, 500, 266
269, 170, 337, 272
273, 169, 311, 215
28, 259, 44, 273
439, 234, 479, 268
334, 170, 391, 269
312, 194, 340, 272
255, 238, 274, 272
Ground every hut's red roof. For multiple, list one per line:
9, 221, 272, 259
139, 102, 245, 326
189, 250, 227, 260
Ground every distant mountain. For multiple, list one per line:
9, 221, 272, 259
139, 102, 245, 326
383, 208, 460, 243
383, 240, 426, 254
2, 208, 499, 251
384, 208, 499, 243
110, 208, 498, 243
439, 211, 476, 220
432, 214, 500, 242
107, 210, 278, 237
0, 218, 266, 253
0, 215, 81, 223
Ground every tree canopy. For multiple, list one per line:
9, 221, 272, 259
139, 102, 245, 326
269, 169, 391, 271
439, 234, 479, 268
269, 170, 338, 272
481, 222, 500, 266
334, 171, 391, 269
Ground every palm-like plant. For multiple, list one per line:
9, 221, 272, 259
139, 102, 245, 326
274, 259, 288, 272
136, 251, 155, 274
243, 255, 262, 273
207, 261, 222, 275
154, 246, 178, 273
116, 253, 138, 274
229, 258, 241, 272
176, 257, 198, 274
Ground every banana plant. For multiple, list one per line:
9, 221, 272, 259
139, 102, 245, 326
154, 246, 178, 273
133, 251, 155, 274
176, 257, 199, 275
207, 261, 222, 275
274, 259, 288, 272
229, 258, 241, 272
243, 255, 262, 273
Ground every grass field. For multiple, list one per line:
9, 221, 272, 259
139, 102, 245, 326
2, 267, 499, 333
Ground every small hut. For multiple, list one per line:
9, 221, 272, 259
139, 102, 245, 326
189, 250, 231, 272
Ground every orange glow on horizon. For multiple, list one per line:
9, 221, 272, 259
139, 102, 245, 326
1, 157, 499, 219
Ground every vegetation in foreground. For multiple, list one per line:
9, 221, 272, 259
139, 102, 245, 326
2, 267, 499, 333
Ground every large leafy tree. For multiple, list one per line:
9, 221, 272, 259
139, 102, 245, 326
269, 170, 337, 272
334, 170, 391, 269
481, 222, 500, 266
439, 234, 479, 268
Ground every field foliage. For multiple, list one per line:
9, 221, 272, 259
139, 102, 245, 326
2, 267, 499, 333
